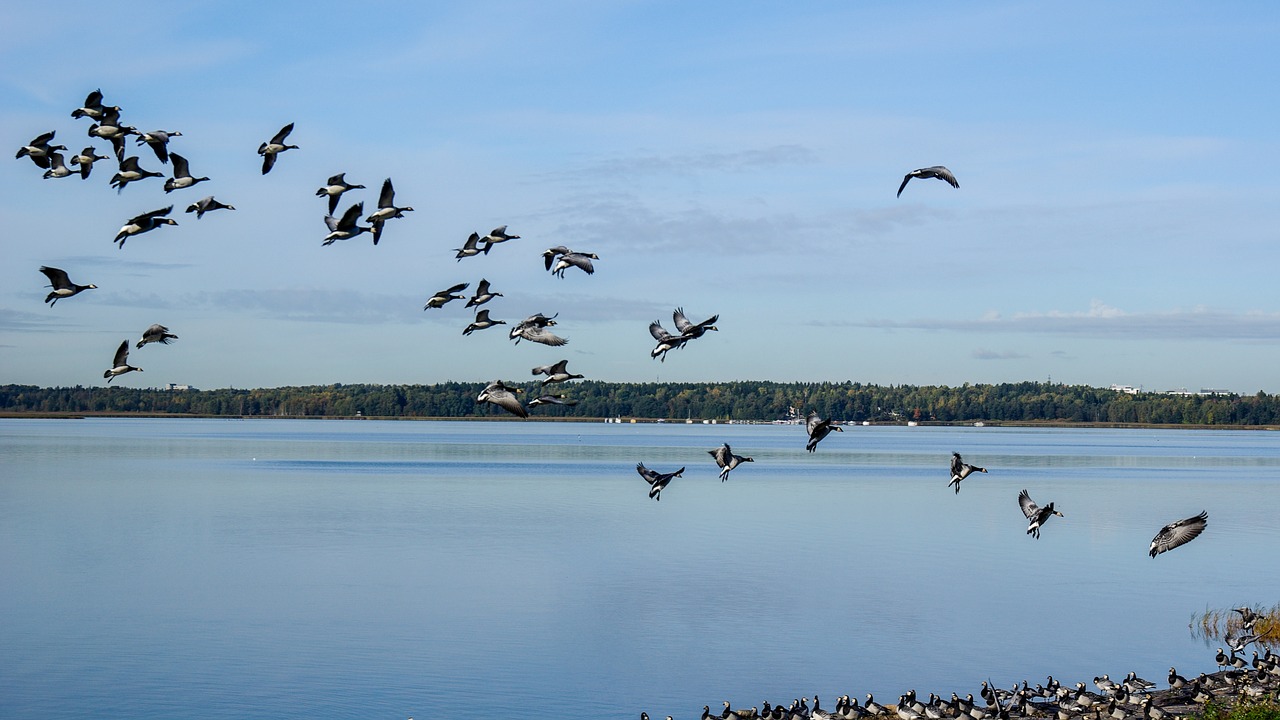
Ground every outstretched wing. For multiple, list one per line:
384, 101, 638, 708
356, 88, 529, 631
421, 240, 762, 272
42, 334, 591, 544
951, 453, 964, 477
40, 266, 71, 288
805, 411, 823, 436
709, 444, 730, 469
1018, 489, 1040, 520
649, 321, 674, 342
636, 462, 659, 485
1150, 511, 1208, 557
112, 339, 130, 367
271, 122, 294, 144
378, 177, 395, 208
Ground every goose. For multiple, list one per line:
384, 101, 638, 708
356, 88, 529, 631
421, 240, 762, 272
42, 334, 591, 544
1227, 632, 1260, 654
115, 206, 177, 247
648, 319, 689, 362
865, 694, 888, 716
636, 462, 683, 501
71, 89, 117, 120
897, 166, 959, 197
1094, 675, 1118, 695
1167, 668, 1188, 689
896, 696, 923, 720
258, 122, 297, 174
365, 178, 413, 245
533, 359, 583, 386
70, 146, 110, 179
136, 324, 178, 348
465, 278, 502, 308
87, 108, 138, 159
185, 196, 236, 218
709, 443, 753, 481
814, 696, 837, 720
673, 307, 718, 340
510, 313, 567, 346
110, 155, 164, 192
42, 150, 73, 179
1122, 672, 1155, 693
1018, 489, 1063, 538
551, 251, 599, 278
542, 245, 571, 270
103, 340, 142, 383
1214, 647, 1231, 669
424, 282, 469, 310
1139, 697, 1165, 720
39, 266, 96, 306
315, 173, 364, 215
948, 451, 988, 493
480, 225, 519, 251
136, 130, 181, 164
805, 410, 843, 452
1190, 680, 1214, 705
163, 152, 208, 192
462, 309, 505, 336
476, 380, 527, 419
1148, 511, 1207, 557
528, 393, 577, 408
16, 130, 67, 169
1233, 606, 1260, 632
322, 202, 373, 245
455, 232, 485, 260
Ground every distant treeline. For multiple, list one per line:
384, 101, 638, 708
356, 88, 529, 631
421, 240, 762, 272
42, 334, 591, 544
2, 381, 1279, 425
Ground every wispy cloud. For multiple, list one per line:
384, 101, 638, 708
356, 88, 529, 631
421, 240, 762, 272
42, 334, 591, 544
972, 348, 1030, 360
561, 144, 818, 181
0, 307, 81, 332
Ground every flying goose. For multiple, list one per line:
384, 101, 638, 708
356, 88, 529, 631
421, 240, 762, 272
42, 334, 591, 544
365, 178, 413, 245
424, 282, 469, 310
948, 452, 988, 494
542, 245, 572, 270
115, 206, 177, 247
136, 130, 181, 164
551, 251, 599, 278
42, 151, 73, 179
636, 462, 683, 501
70, 89, 115, 120
528, 393, 577, 408
70, 146, 110, 179
136, 324, 178, 348
1148, 511, 1207, 558
322, 202, 373, 245
510, 313, 567, 346
455, 232, 485, 260
480, 225, 519, 252
805, 410, 843, 452
465, 278, 502, 308
462, 309, 505, 335
39, 266, 96, 305
1018, 489, 1063, 539
897, 166, 959, 197
103, 340, 142, 383
532, 359, 583, 385
673, 307, 718, 340
87, 108, 138, 159
257, 122, 297, 174
163, 152, 208, 193
709, 443, 753, 481
110, 155, 164, 192
648, 320, 689, 362
15, 130, 66, 169
476, 380, 527, 419
185, 196, 236, 218
316, 173, 365, 215
1234, 606, 1261, 632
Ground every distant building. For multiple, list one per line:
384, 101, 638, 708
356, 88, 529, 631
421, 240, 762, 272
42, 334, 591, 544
1110, 384, 1142, 395
167, 383, 195, 391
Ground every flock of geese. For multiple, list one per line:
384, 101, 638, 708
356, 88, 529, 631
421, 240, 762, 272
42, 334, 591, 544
639, 632, 1279, 720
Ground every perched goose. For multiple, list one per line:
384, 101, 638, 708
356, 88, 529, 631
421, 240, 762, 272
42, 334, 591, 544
510, 313, 567, 346
455, 232, 485, 260
136, 130, 182, 164
528, 393, 577, 408
709, 443, 753, 481
1148, 510, 1207, 558
551, 251, 599, 278
465, 278, 502, 308
1094, 675, 1117, 695
1123, 672, 1156, 694
1167, 668, 1188, 690
42, 150, 73, 179
649, 320, 689, 362
39, 266, 96, 306
16, 130, 67, 169
103, 340, 142, 383
533, 359, 583, 386
1018, 489, 1063, 539
424, 282, 469, 310
462, 309, 505, 336
805, 410, 843, 452
114, 206, 177, 247
322, 202, 373, 245
636, 462, 683, 501
110, 155, 164, 192
70, 89, 114, 120
476, 380, 527, 419
257, 122, 297, 174
480, 225, 519, 251
70, 146, 110, 179
948, 451, 988, 494
136, 324, 178, 348
87, 108, 138, 159
673, 307, 718, 340
163, 152, 208, 193
185, 196, 236, 218
365, 177, 413, 245
897, 166, 959, 197
865, 694, 887, 716
316, 173, 365, 215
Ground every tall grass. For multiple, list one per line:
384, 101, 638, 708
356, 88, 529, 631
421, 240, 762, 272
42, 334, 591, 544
1191, 604, 1280, 645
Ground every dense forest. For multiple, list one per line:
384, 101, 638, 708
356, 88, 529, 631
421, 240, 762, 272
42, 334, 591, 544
2, 381, 1278, 426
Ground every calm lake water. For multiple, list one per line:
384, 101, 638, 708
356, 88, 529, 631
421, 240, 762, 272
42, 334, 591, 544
2, 418, 1278, 720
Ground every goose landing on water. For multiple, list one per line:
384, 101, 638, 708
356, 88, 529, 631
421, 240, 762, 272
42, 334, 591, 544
636, 462, 683, 501
709, 443, 753, 481
805, 411, 843, 453
948, 452, 987, 494
1148, 511, 1207, 558
1018, 489, 1063, 539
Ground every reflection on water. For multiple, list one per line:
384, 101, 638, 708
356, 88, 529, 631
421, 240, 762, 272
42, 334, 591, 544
1, 419, 1278, 720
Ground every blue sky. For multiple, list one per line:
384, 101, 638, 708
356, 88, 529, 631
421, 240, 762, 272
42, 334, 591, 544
4, 1, 1280, 392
